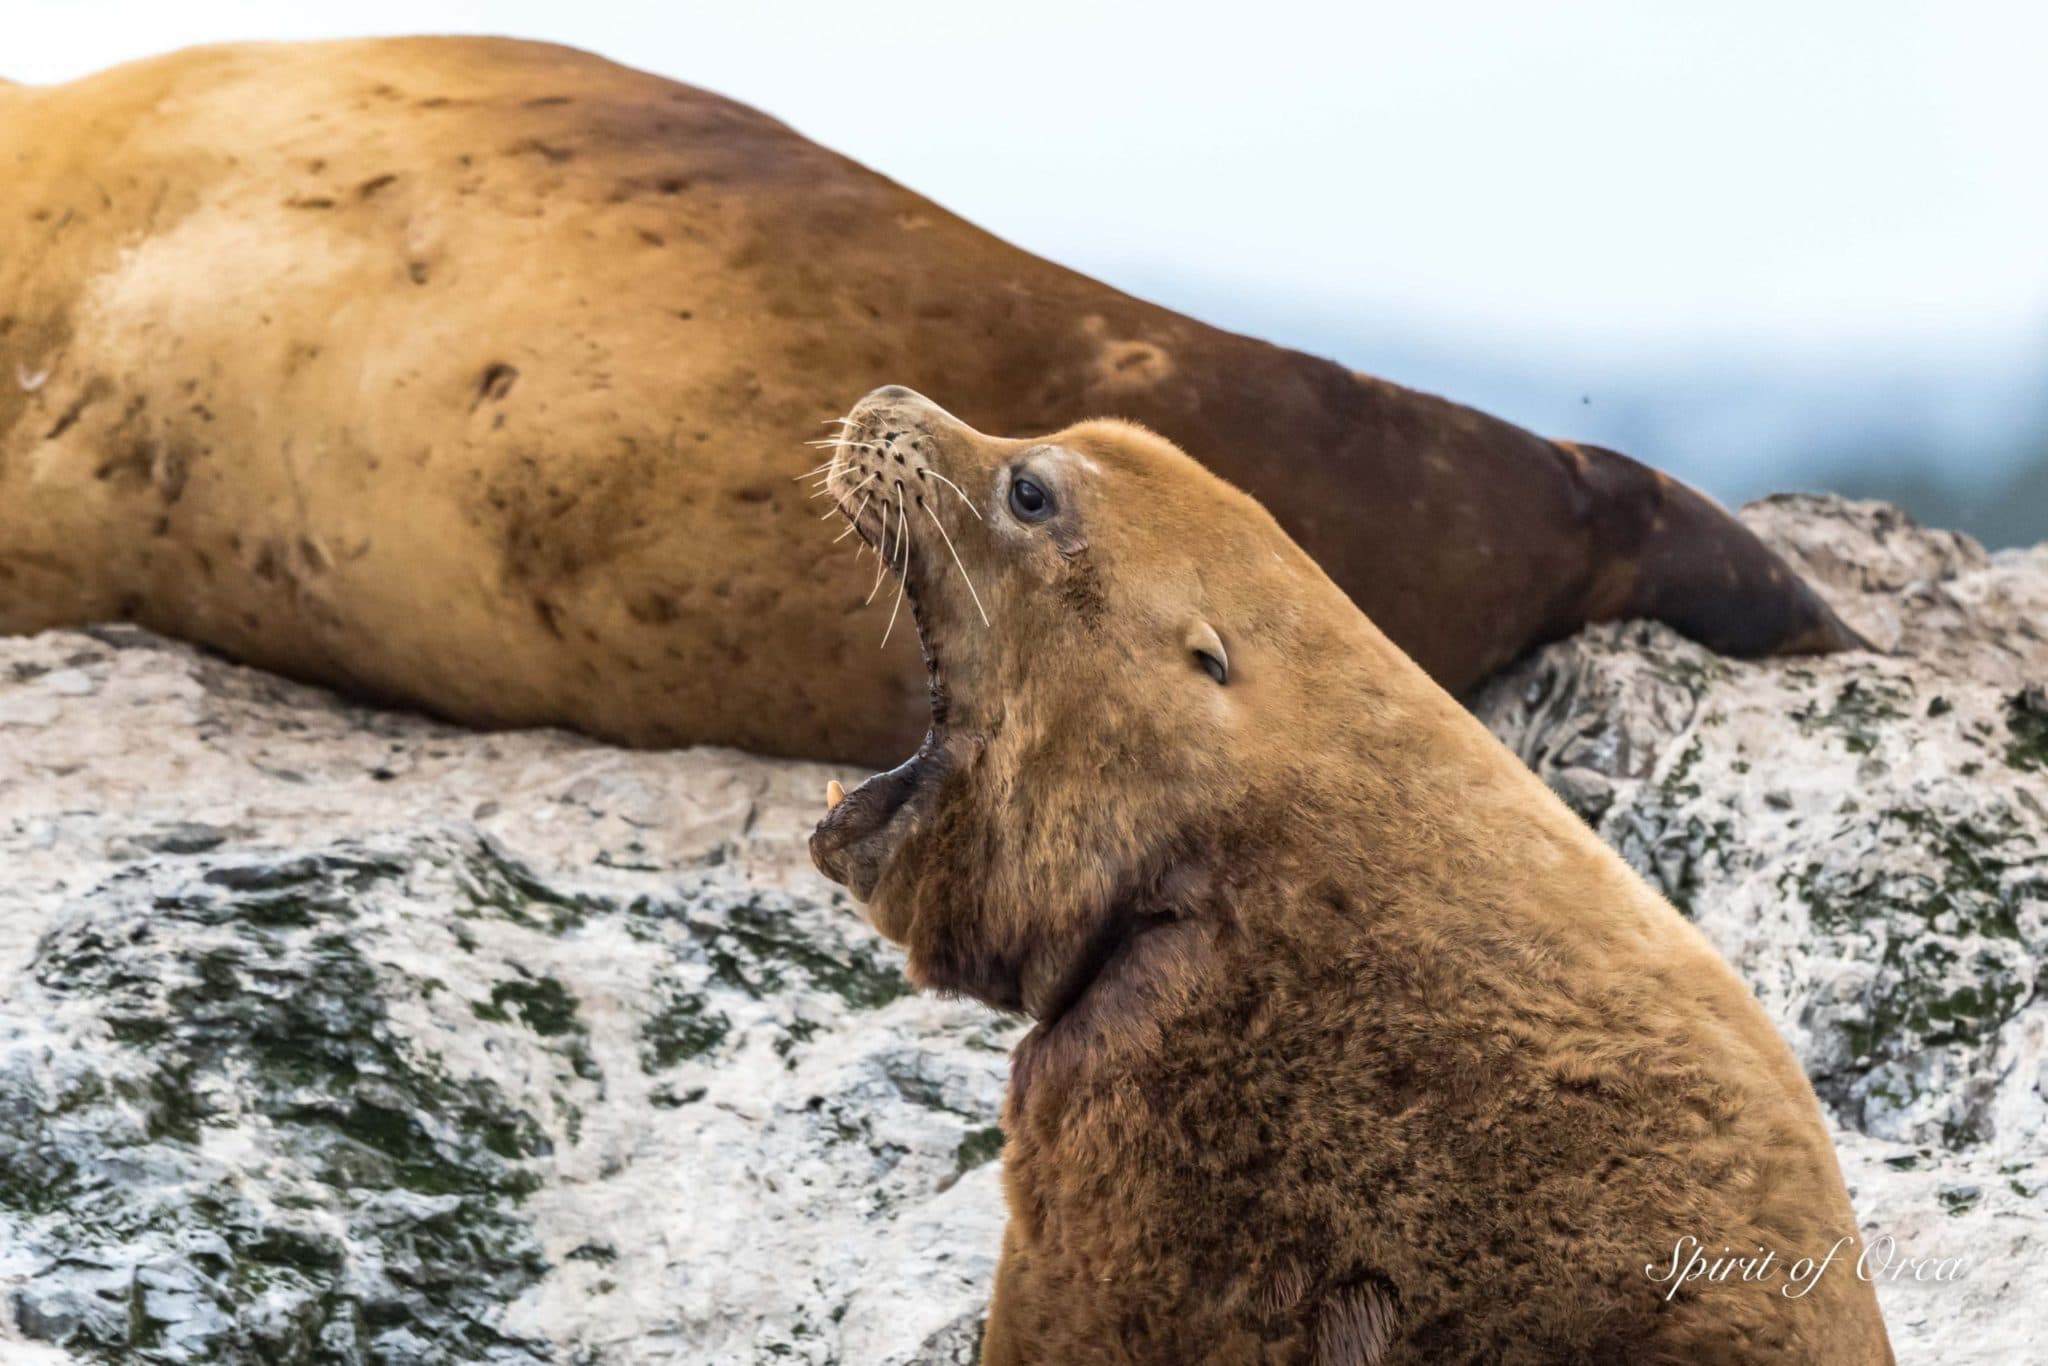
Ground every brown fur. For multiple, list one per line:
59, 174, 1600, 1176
809, 390, 1893, 1364
0, 38, 1860, 767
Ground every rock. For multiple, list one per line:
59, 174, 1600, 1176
1474, 495, 2048, 1366
0, 495, 2041, 1363
39, 670, 95, 698
0, 627, 1010, 1364
0, 694, 59, 727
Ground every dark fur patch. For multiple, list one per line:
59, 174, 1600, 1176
1314, 1277, 1399, 1365
1056, 560, 1106, 622
473, 363, 519, 408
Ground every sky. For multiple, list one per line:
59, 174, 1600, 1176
14, 2, 2048, 537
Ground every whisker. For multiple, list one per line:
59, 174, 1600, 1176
876, 489, 909, 651
880, 530, 910, 648
924, 502, 989, 626
864, 501, 895, 604
922, 469, 982, 520
821, 473, 875, 518
925, 505, 995, 626
832, 491, 873, 541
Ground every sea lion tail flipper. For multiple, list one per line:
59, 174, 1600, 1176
1559, 441, 1872, 658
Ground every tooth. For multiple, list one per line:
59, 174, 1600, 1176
826, 780, 846, 811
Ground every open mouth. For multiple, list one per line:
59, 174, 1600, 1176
807, 419, 952, 903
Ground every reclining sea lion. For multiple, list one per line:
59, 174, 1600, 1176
809, 386, 1893, 1363
0, 38, 1860, 765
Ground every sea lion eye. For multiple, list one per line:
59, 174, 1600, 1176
1186, 620, 1228, 686
1008, 476, 1054, 522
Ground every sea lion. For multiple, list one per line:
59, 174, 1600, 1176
0, 37, 1861, 767
808, 387, 1893, 1363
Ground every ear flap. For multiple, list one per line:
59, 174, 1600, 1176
1185, 620, 1228, 685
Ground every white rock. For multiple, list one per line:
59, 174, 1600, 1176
0, 497, 2039, 1364
37, 670, 95, 698
0, 694, 60, 727
1474, 495, 2048, 1366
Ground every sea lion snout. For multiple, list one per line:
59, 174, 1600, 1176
842, 385, 975, 459
823, 385, 1003, 647
850, 384, 964, 428
837, 388, 985, 499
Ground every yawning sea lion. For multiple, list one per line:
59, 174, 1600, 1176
809, 386, 1892, 1363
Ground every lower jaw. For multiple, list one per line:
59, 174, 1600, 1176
809, 731, 945, 901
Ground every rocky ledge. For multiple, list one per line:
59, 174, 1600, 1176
0, 495, 2042, 1364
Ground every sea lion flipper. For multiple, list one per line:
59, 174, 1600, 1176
1557, 440, 1870, 658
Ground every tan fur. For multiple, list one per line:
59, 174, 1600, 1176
0, 38, 1861, 766
810, 390, 1893, 1364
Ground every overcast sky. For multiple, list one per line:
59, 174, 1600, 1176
14, 2, 2048, 519
18, 2, 2048, 352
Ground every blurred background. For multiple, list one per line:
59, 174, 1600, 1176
16, 0, 2046, 547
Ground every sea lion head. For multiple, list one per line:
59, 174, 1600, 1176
809, 385, 1386, 1021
